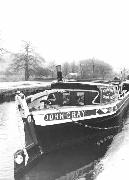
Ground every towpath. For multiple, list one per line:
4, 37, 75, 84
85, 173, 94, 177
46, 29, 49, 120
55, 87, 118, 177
94, 113, 129, 180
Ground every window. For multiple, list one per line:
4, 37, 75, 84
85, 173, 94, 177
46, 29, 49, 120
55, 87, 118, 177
28, 89, 100, 111
62, 90, 100, 106
28, 95, 48, 111
47, 93, 56, 104
63, 91, 70, 105
45, 92, 63, 107
76, 92, 84, 106
84, 91, 100, 105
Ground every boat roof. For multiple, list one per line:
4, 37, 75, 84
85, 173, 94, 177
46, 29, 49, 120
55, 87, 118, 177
122, 80, 129, 84
51, 81, 114, 91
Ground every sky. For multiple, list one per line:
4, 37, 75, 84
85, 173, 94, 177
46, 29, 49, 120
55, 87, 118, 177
0, 0, 129, 72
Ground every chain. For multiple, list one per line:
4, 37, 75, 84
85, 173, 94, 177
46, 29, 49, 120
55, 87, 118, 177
51, 104, 129, 130
74, 121, 129, 130
73, 120, 129, 147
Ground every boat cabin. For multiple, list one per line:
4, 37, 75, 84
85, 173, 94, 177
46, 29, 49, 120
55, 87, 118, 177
26, 81, 118, 112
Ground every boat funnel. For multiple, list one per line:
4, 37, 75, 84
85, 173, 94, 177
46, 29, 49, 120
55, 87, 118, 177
56, 65, 62, 82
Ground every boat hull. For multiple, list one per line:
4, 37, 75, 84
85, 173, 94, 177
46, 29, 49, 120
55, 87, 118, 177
33, 92, 129, 152
14, 91, 129, 174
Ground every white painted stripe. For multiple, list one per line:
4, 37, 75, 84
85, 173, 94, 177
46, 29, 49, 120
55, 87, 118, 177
33, 91, 129, 126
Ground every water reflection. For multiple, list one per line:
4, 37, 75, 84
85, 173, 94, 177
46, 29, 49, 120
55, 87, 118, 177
16, 131, 114, 180
0, 102, 15, 180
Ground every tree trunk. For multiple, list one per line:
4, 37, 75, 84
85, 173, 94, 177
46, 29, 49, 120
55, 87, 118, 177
25, 44, 29, 81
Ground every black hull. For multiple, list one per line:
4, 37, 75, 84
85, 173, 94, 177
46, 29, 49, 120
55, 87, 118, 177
34, 117, 115, 153
34, 93, 129, 152
34, 99, 129, 153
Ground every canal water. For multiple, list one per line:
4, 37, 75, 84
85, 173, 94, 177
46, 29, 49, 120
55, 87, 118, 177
0, 102, 26, 180
0, 101, 127, 180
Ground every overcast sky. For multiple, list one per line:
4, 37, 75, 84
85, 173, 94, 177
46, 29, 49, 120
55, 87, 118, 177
0, 0, 129, 72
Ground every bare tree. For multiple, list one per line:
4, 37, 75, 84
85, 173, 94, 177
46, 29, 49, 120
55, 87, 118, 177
62, 62, 70, 77
34, 66, 51, 78
79, 59, 113, 80
48, 60, 56, 78
8, 41, 45, 81
70, 61, 78, 73
92, 59, 95, 78
96, 61, 113, 80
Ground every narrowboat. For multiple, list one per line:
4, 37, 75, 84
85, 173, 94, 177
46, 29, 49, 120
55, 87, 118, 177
14, 67, 129, 173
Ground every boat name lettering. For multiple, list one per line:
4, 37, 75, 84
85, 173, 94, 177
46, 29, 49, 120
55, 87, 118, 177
102, 88, 114, 93
44, 110, 88, 121
101, 87, 116, 103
